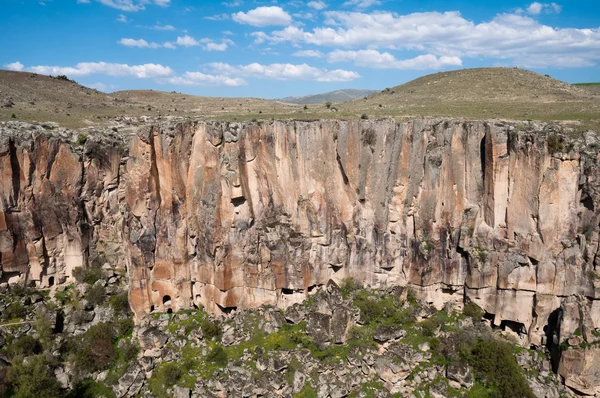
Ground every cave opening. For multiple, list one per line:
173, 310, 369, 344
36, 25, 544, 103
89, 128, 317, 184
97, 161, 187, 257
48, 276, 54, 287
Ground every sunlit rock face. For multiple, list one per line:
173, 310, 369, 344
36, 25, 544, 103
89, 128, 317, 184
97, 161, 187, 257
1, 119, 600, 350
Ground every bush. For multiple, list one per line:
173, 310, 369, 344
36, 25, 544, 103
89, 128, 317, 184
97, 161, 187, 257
360, 113, 369, 120
9, 335, 43, 358
115, 318, 134, 337
201, 319, 222, 341
71, 322, 116, 375
2, 302, 27, 321
76, 134, 88, 146
340, 278, 362, 299
206, 345, 228, 367
421, 317, 440, 337
110, 291, 131, 315
353, 291, 400, 325
84, 284, 107, 307
325, 101, 332, 109
463, 302, 485, 320
547, 135, 564, 154
468, 339, 536, 398
72, 266, 104, 285
7, 355, 62, 398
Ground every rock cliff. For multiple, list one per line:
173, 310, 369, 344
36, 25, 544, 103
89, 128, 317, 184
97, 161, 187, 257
1, 118, 600, 392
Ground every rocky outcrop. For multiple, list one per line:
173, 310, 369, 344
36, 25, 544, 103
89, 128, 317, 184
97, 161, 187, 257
1, 118, 600, 391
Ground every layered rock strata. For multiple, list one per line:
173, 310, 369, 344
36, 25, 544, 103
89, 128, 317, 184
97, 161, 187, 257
1, 119, 600, 382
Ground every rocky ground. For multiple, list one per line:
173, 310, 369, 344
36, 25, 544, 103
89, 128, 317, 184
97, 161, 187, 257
0, 273, 576, 398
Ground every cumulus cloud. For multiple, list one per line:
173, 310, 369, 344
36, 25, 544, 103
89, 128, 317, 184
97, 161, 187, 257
262, 10, 600, 68
526, 2, 562, 15
203, 42, 229, 51
118, 38, 163, 48
343, 0, 381, 8
97, 0, 169, 12
232, 6, 292, 27
292, 50, 324, 57
116, 14, 128, 22
307, 1, 327, 10
328, 50, 462, 69
173, 35, 230, 50
222, 0, 242, 7
175, 35, 203, 47
162, 72, 246, 86
16, 62, 174, 78
4, 62, 24, 71
204, 14, 229, 21
206, 62, 360, 82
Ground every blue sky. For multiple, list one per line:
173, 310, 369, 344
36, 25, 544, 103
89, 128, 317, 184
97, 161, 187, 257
2, 0, 599, 98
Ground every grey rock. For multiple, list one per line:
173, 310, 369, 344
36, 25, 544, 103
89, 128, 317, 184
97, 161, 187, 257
373, 325, 405, 343
284, 303, 307, 324
138, 327, 169, 349
332, 306, 352, 344
173, 386, 191, 398
446, 361, 474, 389
306, 312, 331, 346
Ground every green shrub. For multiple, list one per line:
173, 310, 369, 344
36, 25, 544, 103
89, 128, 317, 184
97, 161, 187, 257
110, 291, 130, 315
7, 355, 62, 398
201, 319, 222, 341
2, 302, 27, 321
325, 101, 332, 109
157, 362, 182, 387
206, 345, 228, 367
115, 318, 134, 337
340, 278, 362, 299
421, 317, 441, 337
71, 322, 116, 375
72, 266, 104, 285
76, 134, 88, 146
353, 291, 398, 325
468, 339, 535, 398
85, 284, 107, 307
9, 335, 43, 358
547, 135, 565, 154
463, 302, 485, 320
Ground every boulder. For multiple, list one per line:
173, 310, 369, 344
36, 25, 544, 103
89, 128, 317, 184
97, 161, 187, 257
446, 361, 474, 389
373, 325, 405, 343
306, 312, 331, 346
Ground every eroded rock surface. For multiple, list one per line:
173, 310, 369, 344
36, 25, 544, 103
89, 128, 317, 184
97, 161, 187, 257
2, 118, 600, 392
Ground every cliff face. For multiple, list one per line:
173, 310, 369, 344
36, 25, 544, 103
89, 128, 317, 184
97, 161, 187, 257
1, 119, 600, 388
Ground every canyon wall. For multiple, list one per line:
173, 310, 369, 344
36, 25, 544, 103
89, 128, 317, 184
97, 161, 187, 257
1, 118, 600, 390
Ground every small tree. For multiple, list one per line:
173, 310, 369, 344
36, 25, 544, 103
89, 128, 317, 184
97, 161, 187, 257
325, 101, 332, 109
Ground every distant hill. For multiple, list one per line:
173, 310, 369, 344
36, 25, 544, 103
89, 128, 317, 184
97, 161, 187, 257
277, 89, 378, 104
341, 67, 600, 127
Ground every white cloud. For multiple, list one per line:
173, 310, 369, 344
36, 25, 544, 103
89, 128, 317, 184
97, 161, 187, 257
76, 0, 90, 3
97, 0, 169, 12
163, 42, 176, 49
116, 14, 128, 22
232, 6, 292, 27
342, 0, 381, 8
5, 62, 24, 71
293, 12, 314, 19
222, 30, 234, 36
251, 31, 269, 44
173, 35, 230, 51
203, 42, 228, 51
328, 50, 462, 69
307, 1, 327, 10
207, 62, 360, 82
526, 2, 562, 15
161, 72, 246, 86
262, 10, 600, 68
204, 14, 229, 21
118, 38, 162, 48
222, 0, 242, 7
148, 24, 176, 31
292, 50, 324, 57
176, 35, 201, 47
20, 62, 174, 78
